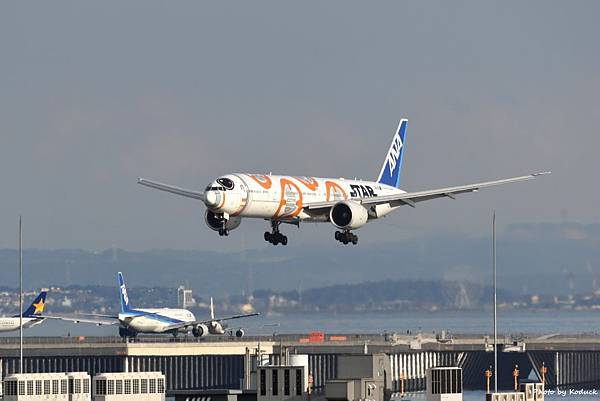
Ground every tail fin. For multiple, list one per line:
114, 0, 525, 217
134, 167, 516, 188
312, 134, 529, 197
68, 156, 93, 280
376, 119, 408, 188
210, 297, 215, 320
22, 291, 47, 317
118, 272, 133, 313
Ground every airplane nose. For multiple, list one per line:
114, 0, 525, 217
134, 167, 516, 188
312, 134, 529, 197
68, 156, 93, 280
204, 191, 220, 208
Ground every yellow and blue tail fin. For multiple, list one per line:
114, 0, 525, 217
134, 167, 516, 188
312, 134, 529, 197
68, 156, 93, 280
376, 119, 408, 188
22, 291, 47, 317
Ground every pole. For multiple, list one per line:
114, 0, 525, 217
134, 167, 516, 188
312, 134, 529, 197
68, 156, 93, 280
493, 211, 498, 393
19, 216, 23, 373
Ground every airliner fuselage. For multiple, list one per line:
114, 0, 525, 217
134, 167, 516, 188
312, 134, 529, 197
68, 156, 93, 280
204, 174, 403, 221
0, 317, 43, 332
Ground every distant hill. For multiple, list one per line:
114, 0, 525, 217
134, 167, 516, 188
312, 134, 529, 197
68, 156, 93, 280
0, 222, 598, 298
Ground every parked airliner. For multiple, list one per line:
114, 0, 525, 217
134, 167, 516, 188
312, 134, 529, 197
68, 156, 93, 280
0, 291, 47, 333
139, 119, 549, 245
44, 273, 258, 338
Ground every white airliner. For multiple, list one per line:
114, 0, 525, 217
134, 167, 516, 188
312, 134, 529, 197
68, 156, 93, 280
139, 119, 549, 245
0, 291, 47, 333
44, 273, 258, 338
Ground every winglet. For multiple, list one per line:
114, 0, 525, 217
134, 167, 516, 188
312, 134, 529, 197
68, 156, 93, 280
532, 171, 551, 177
210, 297, 215, 320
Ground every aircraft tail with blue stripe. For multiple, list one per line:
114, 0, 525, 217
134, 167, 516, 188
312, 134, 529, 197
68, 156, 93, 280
376, 119, 408, 188
20, 291, 47, 317
118, 272, 134, 314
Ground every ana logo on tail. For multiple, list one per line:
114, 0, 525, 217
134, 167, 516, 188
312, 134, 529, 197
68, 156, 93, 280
120, 284, 129, 306
377, 119, 408, 189
385, 134, 403, 176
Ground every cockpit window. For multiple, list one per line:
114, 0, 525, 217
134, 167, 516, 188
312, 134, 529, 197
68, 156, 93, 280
217, 178, 235, 190
205, 186, 226, 191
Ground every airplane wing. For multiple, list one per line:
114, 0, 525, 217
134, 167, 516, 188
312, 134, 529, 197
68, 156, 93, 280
138, 178, 205, 201
158, 312, 261, 332
305, 172, 550, 211
40, 314, 120, 326
212, 312, 261, 322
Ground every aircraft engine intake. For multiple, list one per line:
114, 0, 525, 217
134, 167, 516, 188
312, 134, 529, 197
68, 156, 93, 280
204, 210, 241, 232
330, 200, 369, 230
235, 329, 245, 338
192, 324, 209, 337
209, 321, 225, 335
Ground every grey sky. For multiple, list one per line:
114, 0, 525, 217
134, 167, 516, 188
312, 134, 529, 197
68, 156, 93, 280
1, 1, 598, 250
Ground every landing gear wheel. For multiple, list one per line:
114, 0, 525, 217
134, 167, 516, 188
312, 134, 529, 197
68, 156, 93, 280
335, 230, 358, 245
219, 228, 229, 236
264, 221, 288, 246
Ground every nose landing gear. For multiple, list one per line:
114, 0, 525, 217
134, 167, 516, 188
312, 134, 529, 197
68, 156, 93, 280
264, 221, 288, 246
335, 230, 358, 245
217, 213, 229, 236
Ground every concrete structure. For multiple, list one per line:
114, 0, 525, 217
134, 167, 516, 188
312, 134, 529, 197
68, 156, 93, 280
177, 287, 194, 309
93, 371, 165, 401
426, 367, 462, 401
485, 382, 544, 401
325, 354, 391, 401
2, 372, 90, 401
520, 383, 544, 401
0, 334, 598, 395
486, 393, 525, 401
257, 365, 306, 401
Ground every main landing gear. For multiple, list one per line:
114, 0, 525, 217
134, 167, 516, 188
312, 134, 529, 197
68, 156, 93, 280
335, 230, 358, 245
264, 221, 288, 246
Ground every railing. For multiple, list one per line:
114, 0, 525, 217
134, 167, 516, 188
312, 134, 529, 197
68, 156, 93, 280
0, 332, 599, 346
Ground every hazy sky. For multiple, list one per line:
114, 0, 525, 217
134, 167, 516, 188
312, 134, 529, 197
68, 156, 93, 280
1, 2, 598, 250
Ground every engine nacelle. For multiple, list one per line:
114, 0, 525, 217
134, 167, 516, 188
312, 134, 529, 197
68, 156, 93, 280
204, 210, 241, 232
118, 327, 137, 338
235, 329, 245, 338
209, 321, 225, 335
329, 200, 369, 230
192, 324, 209, 337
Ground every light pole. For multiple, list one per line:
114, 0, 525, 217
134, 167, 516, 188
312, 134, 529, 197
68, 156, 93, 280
19, 216, 24, 373
493, 211, 498, 393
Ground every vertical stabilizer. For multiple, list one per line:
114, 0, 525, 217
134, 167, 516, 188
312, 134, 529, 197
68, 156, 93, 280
21, 291, 47, 317
376, 119, 408, 188
118, 272, 133, 313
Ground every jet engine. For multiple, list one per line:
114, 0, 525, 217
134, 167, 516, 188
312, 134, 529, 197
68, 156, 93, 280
209, 321, 225, 335
118, 327, 137, 338
204, 210, 241, 231
192, 324, 209, 337
235, 329, 245, 338
329, 200, 369, 230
